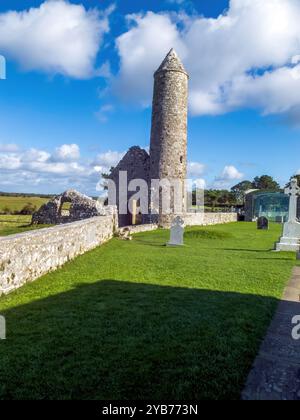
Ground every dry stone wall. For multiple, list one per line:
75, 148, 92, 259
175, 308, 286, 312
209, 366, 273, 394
183, 212, 238, 226
0, 211, 237, 296
32, 189, 105, 225
119, 224, 158, 235
0, 215, 116, 296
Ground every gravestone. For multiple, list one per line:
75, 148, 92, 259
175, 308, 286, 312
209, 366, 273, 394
257, 216, 269, 230
168, 216, 185, 246
276, 178, 300, 251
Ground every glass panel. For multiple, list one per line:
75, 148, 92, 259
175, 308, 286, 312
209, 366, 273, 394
253, 193, 289, 222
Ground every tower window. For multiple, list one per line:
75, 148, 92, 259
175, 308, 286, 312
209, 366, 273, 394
180, 156, 183, 163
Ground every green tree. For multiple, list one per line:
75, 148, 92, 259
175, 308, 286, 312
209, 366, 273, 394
205, 190, 219, 209
231, 180, 254, 204
252, 175, 280, 191
101, 167, 115, 191
289, 175, 300, 187
216, 191, 235, 206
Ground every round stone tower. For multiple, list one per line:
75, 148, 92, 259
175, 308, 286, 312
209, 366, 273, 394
149, 48, 189, 227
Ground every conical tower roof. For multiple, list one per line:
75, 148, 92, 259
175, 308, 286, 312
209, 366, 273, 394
155, 48, 188, 76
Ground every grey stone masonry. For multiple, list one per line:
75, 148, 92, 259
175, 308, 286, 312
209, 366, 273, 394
118, 224, 158, 235
119, 214, 237, 234
149, 49, 189, 227
183, 212, 237, 227
0, 210, 236, 296
110, 146, 150, 227
32, 189, 105, 225
0, 214, 117, 296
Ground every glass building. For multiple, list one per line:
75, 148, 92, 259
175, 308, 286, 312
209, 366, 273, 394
245, 191, 289, 222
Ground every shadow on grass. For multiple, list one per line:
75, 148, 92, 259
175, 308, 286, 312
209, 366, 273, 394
223, 248, 275, 253
248, 257, 295, 261
0, 281, 286, 400
133, 239, 166, 247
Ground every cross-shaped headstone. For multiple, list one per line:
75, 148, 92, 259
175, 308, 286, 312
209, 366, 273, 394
168, 216, 185, 246
284, 178, 300, 223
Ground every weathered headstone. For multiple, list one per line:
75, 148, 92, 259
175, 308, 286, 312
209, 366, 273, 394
276, 178, 300, 251
275, 216, 284, 224
257, 216, 269, 230
168, 216, 185, 246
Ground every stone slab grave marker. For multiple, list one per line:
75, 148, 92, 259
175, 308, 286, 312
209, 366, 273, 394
168, 216, 185, 247
275, 216, 284, 224
257, 216, 269, 230
276, 178, 300, 251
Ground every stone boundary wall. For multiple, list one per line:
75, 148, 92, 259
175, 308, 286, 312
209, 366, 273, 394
0, 212, 237, 296
121, 214, 237, 233
183, 212, 238, 226
119, 224, 158, 234
0, 216, 116, 296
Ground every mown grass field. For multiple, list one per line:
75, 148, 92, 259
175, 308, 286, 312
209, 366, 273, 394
0, 195, 48, 213
0, 222, 296, 400
0, 215, 50, 236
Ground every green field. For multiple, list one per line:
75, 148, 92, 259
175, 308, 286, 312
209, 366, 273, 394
0, 222, 295, 400
0, 215, 50, 236
0, 195, 49, 213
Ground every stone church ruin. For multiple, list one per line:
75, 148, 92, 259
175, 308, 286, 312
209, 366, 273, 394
110, 48, 189, 228
0, 48, 238, 296
32, 189, 105, 225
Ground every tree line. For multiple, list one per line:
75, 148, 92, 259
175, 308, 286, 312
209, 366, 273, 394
197, 175, 281, 209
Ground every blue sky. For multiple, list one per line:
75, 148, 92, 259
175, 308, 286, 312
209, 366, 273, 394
1, 0, 300, 195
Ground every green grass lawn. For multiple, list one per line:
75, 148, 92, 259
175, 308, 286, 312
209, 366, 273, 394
0, 222, 296, 400
0, 215, 50, 236
0, 195, 48, 213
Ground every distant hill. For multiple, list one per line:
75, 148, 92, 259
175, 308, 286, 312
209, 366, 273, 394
0, 192, 54, 199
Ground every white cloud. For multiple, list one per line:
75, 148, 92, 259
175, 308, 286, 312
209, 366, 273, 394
213, 165, 243, 189
115, 12, 187, 104
0, 0, 114, 79
94, 150, 125, 169
0, 154, 21, 170
22, 148, 51, 163
187, 161, 205, 177
115, 0, 300, 117
219, 165, 244, 181
0, 143, 125, 195
95, 104, 115, 123
52, 144, 80, 162
194, 178, 206, 189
